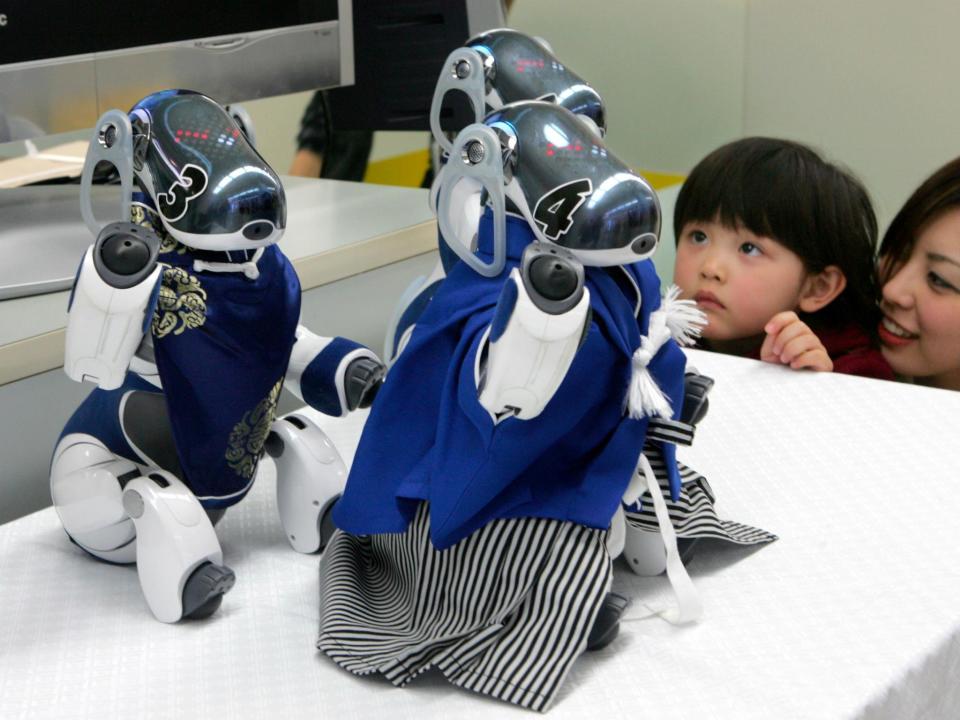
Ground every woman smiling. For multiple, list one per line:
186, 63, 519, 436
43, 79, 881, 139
878, 158, 960, 390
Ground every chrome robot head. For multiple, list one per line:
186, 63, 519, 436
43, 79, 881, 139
81, 90, 285, 252
430, 28, 606, 157
437, 100, 660, 277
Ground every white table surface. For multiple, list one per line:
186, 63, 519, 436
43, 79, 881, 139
2, 349, 959, 719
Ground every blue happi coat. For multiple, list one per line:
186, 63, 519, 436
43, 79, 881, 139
333, 210, 688, 549
61, 199, 301, 507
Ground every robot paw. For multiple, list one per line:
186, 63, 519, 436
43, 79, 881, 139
681, 372, 715, 427
344, 356, 385, 410
181, 562, 236, 620
586, 592, 630, 651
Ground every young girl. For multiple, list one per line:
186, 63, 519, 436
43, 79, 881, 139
672, 137, 894, 379
877, 157, 960, 390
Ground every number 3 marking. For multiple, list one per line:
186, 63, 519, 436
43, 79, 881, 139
157, 164, 208, 222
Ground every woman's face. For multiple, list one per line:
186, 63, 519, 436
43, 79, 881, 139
879, 208, 960, 389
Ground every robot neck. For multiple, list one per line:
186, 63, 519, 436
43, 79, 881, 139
131, 191, 260, 267
476, 206, 536, 262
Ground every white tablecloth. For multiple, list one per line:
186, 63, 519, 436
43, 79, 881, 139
2, 349, 959, 719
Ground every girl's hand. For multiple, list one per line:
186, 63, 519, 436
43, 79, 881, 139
760, 311, 833, 372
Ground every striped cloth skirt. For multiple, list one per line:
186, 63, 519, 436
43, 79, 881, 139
318, 502, 612, 712
624, 443, 778, 546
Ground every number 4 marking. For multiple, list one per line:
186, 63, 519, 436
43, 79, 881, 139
533, 178, 593, 240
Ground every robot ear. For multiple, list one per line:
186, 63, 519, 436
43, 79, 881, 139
575, 113, 603, 140
80, 110, 136, 238
224, 104, 257, 148
429, 47, 489, 155
437, 124, 508, 278
489, 120, 518, 180
131, 113, 150, 172
429, 118, 516, 215
533, 35, 554, 54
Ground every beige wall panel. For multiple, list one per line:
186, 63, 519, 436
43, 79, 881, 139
743, 0, 960, 231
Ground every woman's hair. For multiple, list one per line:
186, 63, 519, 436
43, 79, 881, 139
878, 156, 960, 283
674, 136, 880, 336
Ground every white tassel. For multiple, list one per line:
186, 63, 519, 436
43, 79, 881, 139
660, 284, 707, 347
626, 312, 673, 419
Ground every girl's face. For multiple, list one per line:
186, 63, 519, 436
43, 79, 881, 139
879, 208, 960, 390
673, 219, 808, 346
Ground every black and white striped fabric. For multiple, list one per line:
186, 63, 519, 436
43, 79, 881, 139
646, 417, 697, 446
318, 502, 612, 712
624, 443, 778, 546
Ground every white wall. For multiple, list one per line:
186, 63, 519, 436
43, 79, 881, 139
507, 0, 747, 176
509, 0, 960, 231
743, 0, 960, 231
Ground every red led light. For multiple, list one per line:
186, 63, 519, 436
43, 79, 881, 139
574, 145, 582, 152
515, 58, 545, 73
174, 137, 180, 143
176, 129, 183, 136
193, 132, 200, 138
201, 134, 208, 140
232, 129, 240, 138
546, 149, 554, 156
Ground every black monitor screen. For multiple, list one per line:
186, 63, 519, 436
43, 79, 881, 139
0, 1, 338, 65
327, 0, 475, 131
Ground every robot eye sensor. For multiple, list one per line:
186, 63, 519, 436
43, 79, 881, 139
462, 140, 486, 165
453, 58, 472, 79
97, 122, 119, 149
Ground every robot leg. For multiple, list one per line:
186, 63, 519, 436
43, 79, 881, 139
50, 434, 233, 622
121, 471, 233, 623
51, 433, 138, 564
266, 413, 348, 554
586, 508, 630, 652
478, 244, 591, 421
622, 521, 668, 576
621, 372, 715, 576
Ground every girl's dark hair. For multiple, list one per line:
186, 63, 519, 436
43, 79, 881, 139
674, 137, 880, 337
878, 156, 960, 284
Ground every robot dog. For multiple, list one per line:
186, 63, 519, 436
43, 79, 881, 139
317, 101, 706, 710
387, 28, 608, 360
52, 90, 383, 622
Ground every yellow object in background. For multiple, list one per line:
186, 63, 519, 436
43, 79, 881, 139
639, 170, 686, 191
364, 149, 431, 188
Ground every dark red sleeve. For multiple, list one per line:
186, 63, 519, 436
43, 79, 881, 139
830, 347, 896, 380
818, 323, 895, 380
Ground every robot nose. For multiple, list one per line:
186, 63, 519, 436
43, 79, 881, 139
242, 221, 275, 241
630, 233, 658, 257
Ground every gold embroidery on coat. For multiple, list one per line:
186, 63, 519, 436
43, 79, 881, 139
226, 378, 284, 479
151, 267, 207, 338
130, 202, 186, 255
